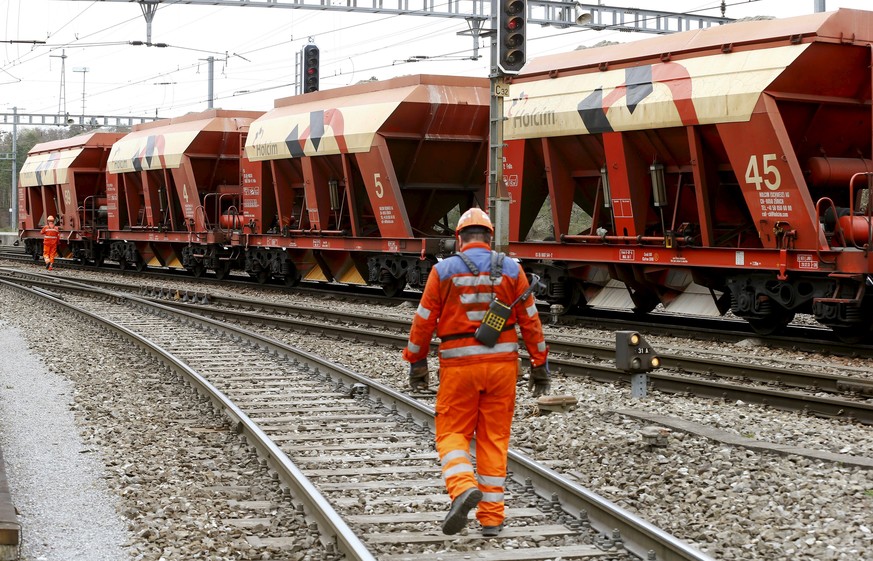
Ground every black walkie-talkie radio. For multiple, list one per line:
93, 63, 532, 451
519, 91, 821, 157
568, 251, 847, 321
474, 274, 542, 347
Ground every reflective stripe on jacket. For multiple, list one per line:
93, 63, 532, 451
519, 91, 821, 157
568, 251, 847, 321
40, 225, 60, 244
402, 241, 549, 367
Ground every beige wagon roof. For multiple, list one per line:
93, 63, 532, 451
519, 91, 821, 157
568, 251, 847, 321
245, 74, 489, 161
19, 148, 85, 187
506, 8, 873, 140
108, 110, 262, 174
505, 43, 809, 140
20, 132, 122, 187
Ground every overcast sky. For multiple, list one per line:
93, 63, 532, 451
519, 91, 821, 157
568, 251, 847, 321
1, 0, 871, 122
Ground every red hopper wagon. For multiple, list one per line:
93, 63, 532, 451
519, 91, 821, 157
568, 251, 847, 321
505, 8, 873, 339
18, 132, 124, 263
239, 74, 490, 293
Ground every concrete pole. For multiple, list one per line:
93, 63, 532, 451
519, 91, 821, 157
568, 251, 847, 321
489, 0, 509, 253
207, 56, 214, 109
814, 0, 826, 12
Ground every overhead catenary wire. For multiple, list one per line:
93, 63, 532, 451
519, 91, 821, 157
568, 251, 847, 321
104, 0, 768, 114
99, 9, 468, 114
0, 0, 185, 113
6, 0, 777, 118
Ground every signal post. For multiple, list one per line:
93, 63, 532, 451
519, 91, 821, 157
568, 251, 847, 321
301, 45, 320, 92
490, 0, 525, 253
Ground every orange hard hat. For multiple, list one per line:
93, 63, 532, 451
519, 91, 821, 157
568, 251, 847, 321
47, 215, 55, 222
457, 208, 493, 233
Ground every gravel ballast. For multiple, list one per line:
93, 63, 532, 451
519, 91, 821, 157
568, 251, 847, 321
3, 264, 873, 560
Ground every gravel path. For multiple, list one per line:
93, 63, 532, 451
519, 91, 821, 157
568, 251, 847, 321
0, 319, 130, 561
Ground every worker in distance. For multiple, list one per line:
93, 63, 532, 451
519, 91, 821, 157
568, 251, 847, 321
402, 207, 550, 537
40, 215, 60, 271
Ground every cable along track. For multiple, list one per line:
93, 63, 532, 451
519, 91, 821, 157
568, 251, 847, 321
0, 273, 714, 561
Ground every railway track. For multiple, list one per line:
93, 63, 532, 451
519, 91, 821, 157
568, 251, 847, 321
0, 272, 715, 561
3, 251, 871, 355
0, 250, 419, 304
5, 266, 873, 426
150, 288, 873, 426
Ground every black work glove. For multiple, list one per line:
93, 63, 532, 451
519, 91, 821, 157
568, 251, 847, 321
528, 361, 551, 397
409, 359, 429, 392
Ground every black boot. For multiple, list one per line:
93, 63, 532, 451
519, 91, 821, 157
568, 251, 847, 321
441, 487, 482, 535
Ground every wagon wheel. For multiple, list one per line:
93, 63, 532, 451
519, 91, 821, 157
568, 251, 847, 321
117, 259, 128, 271
284, 272, 300, 287
134, 259, 147, 272
190, 263, 206, 278
746, 309, 795, 336
630, 290, 660, 315
561, 280, 589, 314
214, 262, 231, 281
249, 270, 270, 284
282, 262, 300, 287
381, 276, 406, 298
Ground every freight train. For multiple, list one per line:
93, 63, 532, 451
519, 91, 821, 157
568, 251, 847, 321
17, 9, 873, 340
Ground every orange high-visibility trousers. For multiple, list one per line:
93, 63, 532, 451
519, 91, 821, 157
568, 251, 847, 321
43, 242, 58, 266
435, 359, 517, 527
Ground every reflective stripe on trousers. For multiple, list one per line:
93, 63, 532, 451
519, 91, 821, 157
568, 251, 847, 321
435, 360, 517, 527
439, 341, 518, 360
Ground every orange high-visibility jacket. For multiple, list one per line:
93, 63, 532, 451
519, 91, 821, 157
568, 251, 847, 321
40, 224, 60, 245
403, 241, 548, 367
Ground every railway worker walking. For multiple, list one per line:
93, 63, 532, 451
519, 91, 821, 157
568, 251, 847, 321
40, 215, 60, 271
402, 207, 550, 537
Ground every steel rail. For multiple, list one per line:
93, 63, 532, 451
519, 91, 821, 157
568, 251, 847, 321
0, 258, 417, 303
131, 279, 873, 366
506, 448, 711, 561
153, 297, 873, 424
148, 291, 873, 398
556, 311, 872, 358
4, 267, 872, 424
2, 259, 871, 358
1, 273, 715, 561
6, 266, 873, 394
549, 358, 873, 425
0, 278, 377, 561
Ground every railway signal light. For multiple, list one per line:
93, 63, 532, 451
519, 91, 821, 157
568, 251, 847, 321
301, 44, 320, 93
497, 0, 526, 75
615, 331, 660, 373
